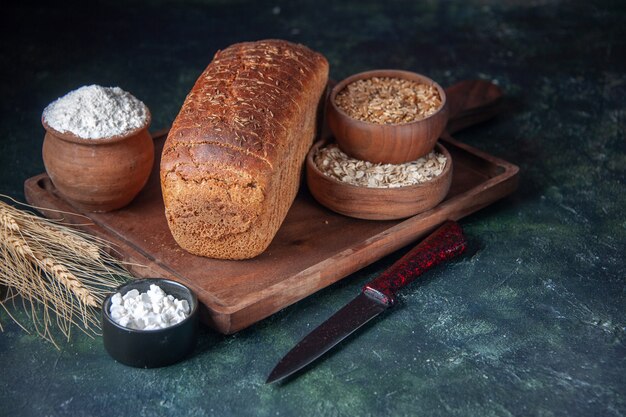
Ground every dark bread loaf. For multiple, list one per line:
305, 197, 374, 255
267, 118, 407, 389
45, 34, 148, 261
160, 40, 329, 259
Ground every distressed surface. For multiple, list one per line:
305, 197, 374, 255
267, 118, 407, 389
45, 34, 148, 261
1, 0, 625, 416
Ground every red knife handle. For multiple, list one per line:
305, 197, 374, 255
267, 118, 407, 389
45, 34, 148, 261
362, 221, 467, 306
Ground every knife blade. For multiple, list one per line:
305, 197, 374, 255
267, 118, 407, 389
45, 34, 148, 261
266, 220, 467, 384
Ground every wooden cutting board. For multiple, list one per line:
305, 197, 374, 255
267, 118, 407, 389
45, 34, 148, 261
24, 80, 519, 334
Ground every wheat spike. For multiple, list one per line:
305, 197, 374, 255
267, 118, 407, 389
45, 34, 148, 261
5, 233, 33, 257
38, 254, 98, 307
1, 210, 19, 231
0, 196, 133, 347
4, 230, 97, 307
41, 223, 101, 260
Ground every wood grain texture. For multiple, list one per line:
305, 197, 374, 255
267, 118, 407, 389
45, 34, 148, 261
25, 80, 519, 334
444, 79, 503, 135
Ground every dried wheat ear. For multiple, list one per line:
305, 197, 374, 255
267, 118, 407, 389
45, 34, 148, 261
0, 196, 134, 348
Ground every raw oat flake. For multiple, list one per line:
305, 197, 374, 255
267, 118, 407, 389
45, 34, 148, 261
314, 144, 447, 188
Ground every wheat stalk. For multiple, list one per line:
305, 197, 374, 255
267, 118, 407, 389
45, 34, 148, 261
4, 232, 97, 307
1, 210, 19, 231
40, 223, 101, 261
0, 196, 134, 347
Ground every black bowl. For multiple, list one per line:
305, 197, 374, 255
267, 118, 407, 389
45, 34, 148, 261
102, 278, 199, 368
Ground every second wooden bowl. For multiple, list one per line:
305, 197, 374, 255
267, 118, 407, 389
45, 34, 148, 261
327, 69, 449, 164
306, 140, 453, 220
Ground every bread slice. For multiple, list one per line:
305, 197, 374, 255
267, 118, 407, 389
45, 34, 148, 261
160, 40, 329, 259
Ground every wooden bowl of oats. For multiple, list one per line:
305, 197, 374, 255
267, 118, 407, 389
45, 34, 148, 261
327, 69, 448, 164
306, 139, 453, 220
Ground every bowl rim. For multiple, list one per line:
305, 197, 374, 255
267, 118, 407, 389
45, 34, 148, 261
102, 277, 198, 334
307, 139, 452, 192
42, 108, 152, 145
329, 69, 447, 128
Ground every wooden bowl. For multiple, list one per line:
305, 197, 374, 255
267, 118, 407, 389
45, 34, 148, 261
306, 139, 453, 220
41, 112, 154, 212
327, 69, 449, 164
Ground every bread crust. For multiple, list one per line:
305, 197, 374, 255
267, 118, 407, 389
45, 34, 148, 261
161, 40, 329, 259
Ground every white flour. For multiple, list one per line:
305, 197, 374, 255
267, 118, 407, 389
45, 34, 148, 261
109, 285, 190, 330
43, 85, 149, 139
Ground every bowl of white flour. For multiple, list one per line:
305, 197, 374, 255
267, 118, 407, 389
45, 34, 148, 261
41, 85, 154, 212
102, 278, 199, 368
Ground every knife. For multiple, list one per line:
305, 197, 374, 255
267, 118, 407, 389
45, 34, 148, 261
266, 220, 467, 384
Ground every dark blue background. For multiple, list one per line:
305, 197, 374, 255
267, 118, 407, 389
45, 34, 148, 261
1, 1, 624, 416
